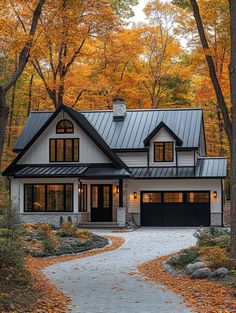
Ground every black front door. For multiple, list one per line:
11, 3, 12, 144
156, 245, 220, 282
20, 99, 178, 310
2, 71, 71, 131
91, 185, 112, 222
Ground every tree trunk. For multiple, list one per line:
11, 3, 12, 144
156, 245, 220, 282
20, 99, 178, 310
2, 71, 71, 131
27, 74, 34, 116
190, 0, 232, 143
7, 83, 16, 147
229, 0, 236, 259
0, 88, 9, 167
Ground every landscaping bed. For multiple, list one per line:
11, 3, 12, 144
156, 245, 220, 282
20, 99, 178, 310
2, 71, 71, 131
139, 227, 236, 313
21, 223, 109, 257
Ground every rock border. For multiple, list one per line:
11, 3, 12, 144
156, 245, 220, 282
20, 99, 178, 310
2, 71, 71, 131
138, 254, 236, 313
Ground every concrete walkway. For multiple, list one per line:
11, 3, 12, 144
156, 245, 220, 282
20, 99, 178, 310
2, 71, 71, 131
44, 228, 196, 313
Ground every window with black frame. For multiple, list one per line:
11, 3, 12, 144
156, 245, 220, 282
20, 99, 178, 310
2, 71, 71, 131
24, 184, 73, 212
154, 142, 173, 162
78, 184, 87, 212
50, 138, 79, 162
56, 119, 74, 133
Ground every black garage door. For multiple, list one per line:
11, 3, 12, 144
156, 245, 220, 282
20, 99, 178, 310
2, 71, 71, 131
141, 191, 210, 226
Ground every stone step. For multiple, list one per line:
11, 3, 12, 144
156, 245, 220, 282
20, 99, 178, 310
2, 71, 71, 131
78, 222, 125, 229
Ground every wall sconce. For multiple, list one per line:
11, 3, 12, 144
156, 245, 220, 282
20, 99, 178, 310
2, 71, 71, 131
116, 185, 119, 194
134, 192, 137, 200
213, 191, 217, 199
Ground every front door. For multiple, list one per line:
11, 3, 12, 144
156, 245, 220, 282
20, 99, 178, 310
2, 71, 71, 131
91, 184, 112, 222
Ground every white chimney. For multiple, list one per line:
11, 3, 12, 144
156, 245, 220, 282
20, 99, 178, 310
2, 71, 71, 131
113, 97, 126, 121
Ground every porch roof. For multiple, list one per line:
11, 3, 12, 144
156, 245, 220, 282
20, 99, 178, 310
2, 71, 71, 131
6, 164, 131, 178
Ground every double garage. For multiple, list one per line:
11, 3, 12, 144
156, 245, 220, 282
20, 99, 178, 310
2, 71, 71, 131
140, 191, 210, 226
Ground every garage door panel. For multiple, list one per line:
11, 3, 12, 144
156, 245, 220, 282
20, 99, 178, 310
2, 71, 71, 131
141, 191, 210, 227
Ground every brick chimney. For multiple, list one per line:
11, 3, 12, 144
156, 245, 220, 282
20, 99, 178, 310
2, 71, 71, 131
113, 97, 126, 121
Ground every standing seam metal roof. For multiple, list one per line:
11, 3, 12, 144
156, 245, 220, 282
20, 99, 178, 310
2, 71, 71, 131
13, 108, 203, 151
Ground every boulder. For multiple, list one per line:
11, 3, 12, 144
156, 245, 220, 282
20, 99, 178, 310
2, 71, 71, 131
210, 267, 229, 279
190, 268, 212, 279
191, 257, 202, 264
185, 262, 205, 275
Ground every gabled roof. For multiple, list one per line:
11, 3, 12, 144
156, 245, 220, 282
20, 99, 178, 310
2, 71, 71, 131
3, 104, 129, 176
13, 108, 204, 152
143, 121, 183, 146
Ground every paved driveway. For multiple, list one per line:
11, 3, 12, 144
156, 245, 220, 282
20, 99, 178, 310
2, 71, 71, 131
44, 228, 196, 313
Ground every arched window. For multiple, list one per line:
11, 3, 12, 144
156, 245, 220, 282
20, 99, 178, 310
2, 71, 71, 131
56, 119, 74, 133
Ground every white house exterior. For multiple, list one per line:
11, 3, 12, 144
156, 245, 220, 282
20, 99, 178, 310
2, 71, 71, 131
3, 99, 227, 227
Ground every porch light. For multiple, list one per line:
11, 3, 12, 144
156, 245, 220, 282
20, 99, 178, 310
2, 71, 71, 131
116, 185, 119, 194
134, 192, 137, 200
213, 191, 217, 199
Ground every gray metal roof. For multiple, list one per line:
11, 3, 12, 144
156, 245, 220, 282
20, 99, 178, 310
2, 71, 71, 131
11, 165, 88, 177
8, 164, 131, 178
7, 157, 226, 178
81, 167, 131, 178
14, 108, 203, 151
129, 158, 227, 178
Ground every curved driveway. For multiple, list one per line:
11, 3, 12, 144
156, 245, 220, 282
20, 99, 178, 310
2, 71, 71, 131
44, 228, 196, 313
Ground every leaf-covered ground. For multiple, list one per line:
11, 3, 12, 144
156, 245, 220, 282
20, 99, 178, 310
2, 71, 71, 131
1, 235, 124, 313
139, 255, 236, 313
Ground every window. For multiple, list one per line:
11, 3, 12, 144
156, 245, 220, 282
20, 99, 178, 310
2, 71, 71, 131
92, 186, 99, 208
142, 192, 161, 203
79, 184, 87, 212
154, 142, 173, 162
56, 119, 74, 133
103, 186, 110, 208
163, 192, 183, 203
50, 138, 79, 162
187, 192, 210, 203
24, 184, 73, 212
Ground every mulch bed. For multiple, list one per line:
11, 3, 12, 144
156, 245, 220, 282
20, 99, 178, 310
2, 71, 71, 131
2, 235, 124, 313
138, 255, 236, 313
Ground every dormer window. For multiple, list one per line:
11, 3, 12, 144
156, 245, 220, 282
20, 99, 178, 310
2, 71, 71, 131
56, 119, 74, 133
154, 142, 173, 162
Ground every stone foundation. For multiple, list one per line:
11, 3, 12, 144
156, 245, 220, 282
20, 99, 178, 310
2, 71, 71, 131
20, 213, 86, 226
211, 213, 222, 227
127, 213, 140, 227
224, 201, 230, 226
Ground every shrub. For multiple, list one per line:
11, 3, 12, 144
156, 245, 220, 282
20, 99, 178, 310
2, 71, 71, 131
168, 247, 201, 268
77, 229, 92, 242
200, 246, 230, 269
0, 204, 29, 284
60, 216, 64, 226
194, 228, 230, 251
68, 216, 72, 223
39, 224, 52, 235
59, 221, 77, 237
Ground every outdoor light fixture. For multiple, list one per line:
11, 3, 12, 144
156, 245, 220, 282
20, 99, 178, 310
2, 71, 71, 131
116, 185, 119, 194
134, 192, 137, 199
213, 191, 217, 199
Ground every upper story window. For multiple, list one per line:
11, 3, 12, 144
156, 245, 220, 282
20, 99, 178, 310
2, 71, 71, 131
56, 119, 74, 133
154, 142, 173, 162
50, 138, 79, 162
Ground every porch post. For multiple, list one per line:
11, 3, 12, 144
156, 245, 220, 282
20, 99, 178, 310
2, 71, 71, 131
119, 178, 123, 207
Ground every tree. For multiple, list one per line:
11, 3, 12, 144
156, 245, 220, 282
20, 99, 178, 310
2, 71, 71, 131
0, 0, 45, 167
184, 0, 236, 259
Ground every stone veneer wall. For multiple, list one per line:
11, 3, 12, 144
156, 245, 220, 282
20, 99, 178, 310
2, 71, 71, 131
224, 201, 230, 226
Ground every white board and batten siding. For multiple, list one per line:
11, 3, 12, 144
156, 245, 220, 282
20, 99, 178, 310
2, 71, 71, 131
177, 151, 195, 166
117, 152, 148, 167
128, 179, 222, 215
18, 111, 110, 165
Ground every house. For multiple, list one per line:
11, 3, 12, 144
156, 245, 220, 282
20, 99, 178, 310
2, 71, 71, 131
3, 98, 227, 227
